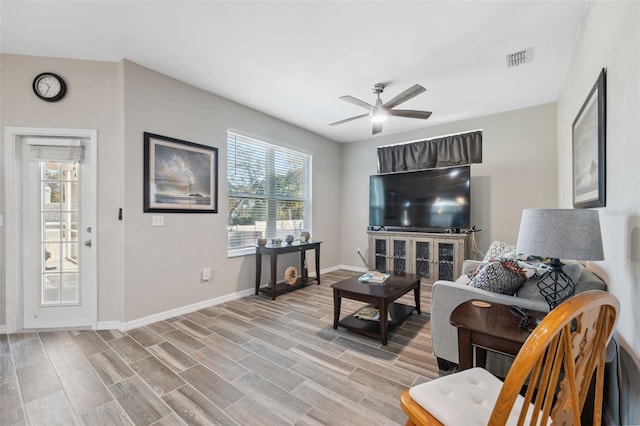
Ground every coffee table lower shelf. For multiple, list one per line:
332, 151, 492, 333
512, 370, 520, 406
337, 302, 415, 343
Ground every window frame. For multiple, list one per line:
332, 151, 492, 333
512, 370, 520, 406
227, 132, 312, 257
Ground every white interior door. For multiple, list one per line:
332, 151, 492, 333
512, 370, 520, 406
19, 134, 97, 329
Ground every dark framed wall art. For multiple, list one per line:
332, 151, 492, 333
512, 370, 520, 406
572, 68, 606, 208
143, 132, 218, 213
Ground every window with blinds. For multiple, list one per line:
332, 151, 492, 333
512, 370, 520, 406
227, 132, 312, 254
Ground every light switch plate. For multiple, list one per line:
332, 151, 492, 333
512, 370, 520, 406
202, 268, 212, 281
152, 216, 164, 226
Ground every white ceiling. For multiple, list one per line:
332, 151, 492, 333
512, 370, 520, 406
1, 1, 587, 143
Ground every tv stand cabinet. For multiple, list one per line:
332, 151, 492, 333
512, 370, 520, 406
367, 231, 468, 283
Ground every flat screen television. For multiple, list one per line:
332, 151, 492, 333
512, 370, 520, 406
369, 166, 470, 232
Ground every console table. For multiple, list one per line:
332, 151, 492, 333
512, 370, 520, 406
255, 241, 321, 300
367, 231, 468, 284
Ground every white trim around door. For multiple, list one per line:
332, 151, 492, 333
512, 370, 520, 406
4, 127, 98, 333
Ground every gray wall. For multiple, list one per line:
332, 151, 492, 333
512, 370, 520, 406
0, 54, 124, 324
556, 2, 640, 420
0, 54, 341, 326
120, 60, 342, 321
340, 103, 558, 269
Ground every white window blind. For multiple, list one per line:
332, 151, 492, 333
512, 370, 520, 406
227, 132, 312, 254
26, 138, 85, 163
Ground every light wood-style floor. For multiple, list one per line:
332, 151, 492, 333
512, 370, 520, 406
1, 270, 444, 426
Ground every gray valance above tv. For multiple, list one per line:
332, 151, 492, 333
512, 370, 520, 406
377, 130, 482, 173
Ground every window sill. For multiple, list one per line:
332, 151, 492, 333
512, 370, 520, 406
228, 247, 256, 258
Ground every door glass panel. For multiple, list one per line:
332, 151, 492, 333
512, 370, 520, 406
59, 243, 79, 273
61, 273, 79, 304
69, 212, 79, 242
42, 273, 61, 305
40, 161, 80, 306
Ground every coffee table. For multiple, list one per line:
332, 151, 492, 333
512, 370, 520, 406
331, 272, 421, 345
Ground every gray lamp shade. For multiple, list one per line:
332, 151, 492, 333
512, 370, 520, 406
515, 209, 604, 261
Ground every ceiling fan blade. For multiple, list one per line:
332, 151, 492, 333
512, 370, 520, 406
372, 122, 383, 134
383, 84, 426, 109
340, 95, 375, 111
388, 109, 432, 119
329, 113, 369, 126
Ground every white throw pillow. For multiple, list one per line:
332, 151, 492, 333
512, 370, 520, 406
483, 241, 516, 262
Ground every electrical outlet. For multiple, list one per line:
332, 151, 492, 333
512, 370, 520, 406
201, 268, 212, 281
152, 216, 164, 226
356, 248, 361, 253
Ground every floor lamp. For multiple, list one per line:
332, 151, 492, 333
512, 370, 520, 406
516, 209, 604, 309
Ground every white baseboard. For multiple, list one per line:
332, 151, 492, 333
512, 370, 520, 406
335, 264, 368, 272
94, 287, 254, 331
90, 264, 365, 332
300, 264, 365, 275
119, 265, 356, 331
96, 321, 123, 331
0, 325, 7, 334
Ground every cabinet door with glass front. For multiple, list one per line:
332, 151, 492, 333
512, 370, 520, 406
411, 236, 465, 283
369, 235, 410, 273
370, 235, 389, 272
412, 237, 433, 282
388, 236, 410, 274
433, 238, 463, 282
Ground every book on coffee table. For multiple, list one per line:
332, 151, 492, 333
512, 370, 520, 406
358, 271, 390, 283
353, 307, 392, 321
354, 307, 378, 319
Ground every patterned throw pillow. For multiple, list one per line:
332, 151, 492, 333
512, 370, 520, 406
483, 240, 516, 262
469, 260, 526, 295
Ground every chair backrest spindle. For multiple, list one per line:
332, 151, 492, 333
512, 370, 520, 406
489, 291, 618, 425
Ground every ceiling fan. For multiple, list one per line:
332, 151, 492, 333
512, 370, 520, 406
329, 83, 432, 134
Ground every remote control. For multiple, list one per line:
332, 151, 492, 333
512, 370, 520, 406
509, 305, 528, 318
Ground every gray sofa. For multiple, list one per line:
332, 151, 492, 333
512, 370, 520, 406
431, 259, 607, 371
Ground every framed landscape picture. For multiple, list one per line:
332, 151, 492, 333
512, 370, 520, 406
572, 68, 606, 208
143, 132, 218, 213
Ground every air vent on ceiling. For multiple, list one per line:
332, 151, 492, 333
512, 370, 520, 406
506, 47, 533, 68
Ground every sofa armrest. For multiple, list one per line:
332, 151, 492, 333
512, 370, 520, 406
430, 280, 550, 364
461, 259, 483, 275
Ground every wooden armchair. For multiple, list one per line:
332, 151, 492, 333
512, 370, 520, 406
400, 290, 619, 425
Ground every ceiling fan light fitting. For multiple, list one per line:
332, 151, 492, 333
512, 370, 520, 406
331, 83, 430, 132
371, 110, 388, 123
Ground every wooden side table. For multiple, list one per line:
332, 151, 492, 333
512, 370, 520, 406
255, 241, 321, 300
449, 300, 546, 370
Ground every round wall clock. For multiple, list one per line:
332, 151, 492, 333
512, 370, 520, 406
32, 72, 67, 102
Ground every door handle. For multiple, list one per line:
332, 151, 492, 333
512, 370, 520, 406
83, 240, 92, 247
